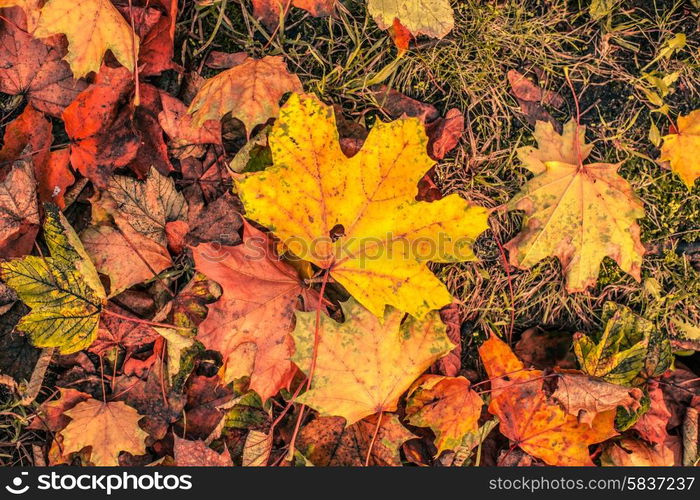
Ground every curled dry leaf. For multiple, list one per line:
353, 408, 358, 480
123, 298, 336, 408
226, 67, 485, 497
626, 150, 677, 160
372, 85, 465, 160
0, 104, 51, 170
81, 222, 172, 297
514, 327, 577, 370
435, 303, 462, 376
406, 375, 483, 455
167, 272, 221, 329
98, 167, 188, 247
388, 18, 412, 53
505, 120, 646, 292
242, 430, 272, 466
292, 298, 455, 424
186, 191, 243, 247
120, 0, 178, 76
62, 66, 139, 188
252, 0, 337, 31
601, 438, 675, 466
548, 371, 644, 425
158, 90, 222, 159
0, 8, 86, 117
131, 83, 174, 177
188, 56, 303, 137
179, 375, 234, 440
297, 414, 416, 466
633, 381, 671, 446
205, 50, 249, 70
29, 387, 91, 432
89, 305, 159, 355
507, 69, 564, 129
0, 156, 40, 260
112, 363, 185, 440
238, 94, 488, 319
0, 105, 75, 209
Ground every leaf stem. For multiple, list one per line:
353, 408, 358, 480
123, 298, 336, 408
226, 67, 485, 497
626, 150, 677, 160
564, 68, 583, 168
127, 0, 140, 106
101, 308, 192, 331
365, 411, 383, 466
284, 264, 332, 461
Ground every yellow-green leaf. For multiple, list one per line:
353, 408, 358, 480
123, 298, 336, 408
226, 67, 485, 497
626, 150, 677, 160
0, 205, 105, 353
291, 298, 454, 425
505, 120, 646, 292
367, 0, 454, 40
574, 302, 671, 385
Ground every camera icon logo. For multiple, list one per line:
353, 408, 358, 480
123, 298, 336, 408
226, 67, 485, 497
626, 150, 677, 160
5, 471, 29, 495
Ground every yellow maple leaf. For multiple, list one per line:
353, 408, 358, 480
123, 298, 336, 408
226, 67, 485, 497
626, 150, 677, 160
366, 0, 454, 40
291, 298, 455, 425
33, 0, 139, 78
660, 109, 700, 189
0, 205, 106, 353
405, 374, 483, 455
60, 399, 148, 466
505, 120, 646, 292
188, 56, 303, 136
237, 93, 489, 319
0, 0, 42, 30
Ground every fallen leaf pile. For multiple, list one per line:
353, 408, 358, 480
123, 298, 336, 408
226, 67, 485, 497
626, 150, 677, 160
0, 0, 698, 469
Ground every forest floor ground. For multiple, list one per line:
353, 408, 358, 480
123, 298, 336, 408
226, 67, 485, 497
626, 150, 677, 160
0, 0, 699, 465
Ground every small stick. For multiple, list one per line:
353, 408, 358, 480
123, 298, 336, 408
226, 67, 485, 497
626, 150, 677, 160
365, 411, 383, 466
127, 0, 141, 106
101, 308, 193, 331
20, 348, 55, 406
683, 407, 698, 466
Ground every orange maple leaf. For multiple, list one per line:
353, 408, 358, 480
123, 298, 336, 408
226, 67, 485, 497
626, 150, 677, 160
479, 335, 618, 466
192, 221, 314, 401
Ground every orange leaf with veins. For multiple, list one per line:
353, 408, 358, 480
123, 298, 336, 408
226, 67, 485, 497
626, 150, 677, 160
192, 220, 314, 401
479, 335, 618, 466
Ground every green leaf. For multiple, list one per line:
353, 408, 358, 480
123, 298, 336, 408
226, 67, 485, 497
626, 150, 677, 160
574, 302, 671, 386
154, 327, 201, 391
0, 205, 105, 353
589, 0, 619, 20
615, 392, 651, 431
648, 121, 662, 147
224, 391, 269, 430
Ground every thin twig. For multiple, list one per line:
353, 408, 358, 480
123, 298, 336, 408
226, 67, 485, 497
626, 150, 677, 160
365, 411, 383, 466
